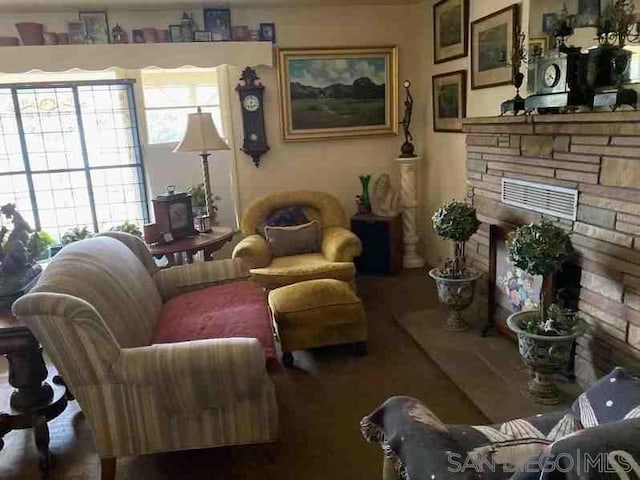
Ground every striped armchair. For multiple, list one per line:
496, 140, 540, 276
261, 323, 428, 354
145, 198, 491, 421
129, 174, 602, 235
12, 232, 278, 480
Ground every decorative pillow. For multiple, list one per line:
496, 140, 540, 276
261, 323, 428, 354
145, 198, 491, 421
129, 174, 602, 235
257, 205, 308, 237
571, 367, 640, 427
264, 220, 321, 258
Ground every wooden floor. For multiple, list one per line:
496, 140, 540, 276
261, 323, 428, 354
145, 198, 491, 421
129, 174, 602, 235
0, 273, 486, 480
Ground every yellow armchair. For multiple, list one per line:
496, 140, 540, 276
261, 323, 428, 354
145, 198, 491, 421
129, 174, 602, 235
232, 191, 362, 289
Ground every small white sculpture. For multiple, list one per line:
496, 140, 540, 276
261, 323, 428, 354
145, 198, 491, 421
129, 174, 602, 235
371, 173, 400, 217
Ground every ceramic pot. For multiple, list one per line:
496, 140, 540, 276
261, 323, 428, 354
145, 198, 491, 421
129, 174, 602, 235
507, 311, 578, 405
142, 27, 158, 43
15, 22, 44, 45
429, 268, 482, 331
0, 36, 19, 46
157, 29, 169, 43
43, 32, 58, 45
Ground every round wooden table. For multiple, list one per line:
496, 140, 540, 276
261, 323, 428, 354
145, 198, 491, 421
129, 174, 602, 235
148, 226, 236, 267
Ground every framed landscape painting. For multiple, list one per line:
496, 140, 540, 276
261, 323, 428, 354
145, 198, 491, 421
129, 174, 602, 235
433, 0, 469, 64
471, 5, 518, 90
278, 46, 398, 141
432, 70, 466, 132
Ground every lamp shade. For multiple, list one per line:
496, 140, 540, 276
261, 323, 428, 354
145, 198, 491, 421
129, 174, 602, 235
174, 107, 229, 154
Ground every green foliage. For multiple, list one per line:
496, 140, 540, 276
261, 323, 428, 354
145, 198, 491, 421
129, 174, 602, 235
507, 221, 571, 278
110, 221, 142, 238
520, 304, 584, 336
432, 201, 480, 242
27, 231, 56, 261
188, 183, 206, 208
61, 226, 94, 246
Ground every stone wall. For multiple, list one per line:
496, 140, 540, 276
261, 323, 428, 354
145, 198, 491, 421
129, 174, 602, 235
462, 112, 640, 387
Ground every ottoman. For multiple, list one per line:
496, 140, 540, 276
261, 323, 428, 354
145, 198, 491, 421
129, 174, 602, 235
268, 278, 367, 366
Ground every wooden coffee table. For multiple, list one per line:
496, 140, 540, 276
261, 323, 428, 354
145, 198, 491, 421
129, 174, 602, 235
148, 227, 235, 267
0, 308, 72, 478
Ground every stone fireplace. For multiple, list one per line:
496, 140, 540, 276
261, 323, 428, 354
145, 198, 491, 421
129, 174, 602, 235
462, 112, 640, 387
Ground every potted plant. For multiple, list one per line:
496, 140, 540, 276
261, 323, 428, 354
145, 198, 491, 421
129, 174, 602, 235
505, 221, 582, 405
61, 226, 94, 246
110, 220, 143, 238
428, 200, 482, 331
188, 183, 220, 225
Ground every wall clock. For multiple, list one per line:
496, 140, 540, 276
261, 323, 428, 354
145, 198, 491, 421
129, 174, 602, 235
236, 67, 270, 167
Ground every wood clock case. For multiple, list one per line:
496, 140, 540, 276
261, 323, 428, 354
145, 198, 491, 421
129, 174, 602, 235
236, 67, 270, 167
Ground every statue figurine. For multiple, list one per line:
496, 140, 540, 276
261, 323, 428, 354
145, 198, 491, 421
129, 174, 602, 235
371, 174, 400, 218
400, 80, 417, 158
0, 203, 33, 274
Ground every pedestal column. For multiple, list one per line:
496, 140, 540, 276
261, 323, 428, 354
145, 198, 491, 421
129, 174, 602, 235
396, 156, 425, 269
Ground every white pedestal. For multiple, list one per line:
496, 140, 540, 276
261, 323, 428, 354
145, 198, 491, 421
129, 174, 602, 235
396, 156, 425, 269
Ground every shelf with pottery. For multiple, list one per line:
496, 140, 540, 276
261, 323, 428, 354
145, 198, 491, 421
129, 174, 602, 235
0, 41, 274, 73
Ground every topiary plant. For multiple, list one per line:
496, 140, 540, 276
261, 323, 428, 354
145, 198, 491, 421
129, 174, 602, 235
507, 221, 578, 334
110, 220, 142, 238
431, 200, 480, 278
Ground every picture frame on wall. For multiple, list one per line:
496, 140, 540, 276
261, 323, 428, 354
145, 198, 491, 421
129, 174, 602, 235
79, 11, 110, 44
471, 4, 518, 90
432, 70, 467, 133
169, 25, 182, 42
67, 21, 87, 44
433, 0, 469, 64
204, 8, 231, 41
259, 22, 276, 43
278, 46, 398, 141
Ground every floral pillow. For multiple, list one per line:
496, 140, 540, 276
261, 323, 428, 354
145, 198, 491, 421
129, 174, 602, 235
571, 367, 640, 427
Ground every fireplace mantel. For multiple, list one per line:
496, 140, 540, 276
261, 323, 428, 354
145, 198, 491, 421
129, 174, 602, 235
462, 111, 640, 387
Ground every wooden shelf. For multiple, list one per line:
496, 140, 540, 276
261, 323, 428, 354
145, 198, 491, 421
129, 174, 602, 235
0, 42, 274, 73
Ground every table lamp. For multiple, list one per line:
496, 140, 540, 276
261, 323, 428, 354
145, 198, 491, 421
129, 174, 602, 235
174, 107, 229, 221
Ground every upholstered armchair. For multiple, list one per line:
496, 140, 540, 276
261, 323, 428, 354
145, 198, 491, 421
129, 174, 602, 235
232, 191, 362, 289
12, 232, 278, 480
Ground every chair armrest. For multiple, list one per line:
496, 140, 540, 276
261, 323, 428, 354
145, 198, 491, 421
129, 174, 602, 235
232, 234, 272, 270
119, 337, 267, 410
322, 226, 362, 262
154, 258, 249, 301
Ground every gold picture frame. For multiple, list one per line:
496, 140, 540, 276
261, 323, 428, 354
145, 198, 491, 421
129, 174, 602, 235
528, 36, 549, 59
278, 46, 398, 142
471, 4, 519, 90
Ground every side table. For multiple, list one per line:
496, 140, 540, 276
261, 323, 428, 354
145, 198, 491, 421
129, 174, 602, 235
0, 309, 72, 478
351, 214, 403, 275
148, 227, 235, 267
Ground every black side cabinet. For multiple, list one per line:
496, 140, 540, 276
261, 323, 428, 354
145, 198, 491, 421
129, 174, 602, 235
350, 214, 403, 275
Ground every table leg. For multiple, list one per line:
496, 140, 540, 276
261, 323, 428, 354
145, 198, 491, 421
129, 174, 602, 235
186, 250, 194, 263
203, 245, 214, 262
33, 413, 53, 478
6, 338, 53, 410
0, 412, 10, 451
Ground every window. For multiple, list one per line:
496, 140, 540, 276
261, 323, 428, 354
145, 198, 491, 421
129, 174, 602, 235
0, 81, 148, 242
141, 69, 224, 145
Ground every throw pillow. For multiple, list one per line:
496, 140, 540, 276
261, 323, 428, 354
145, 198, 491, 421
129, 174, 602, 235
257, 205, 309, 237
264, 220, 321, 258
571, 367, 640, 427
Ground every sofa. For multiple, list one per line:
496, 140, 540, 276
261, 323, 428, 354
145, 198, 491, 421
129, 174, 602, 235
361, 367, 640, 480
232, 191, 362, 289
12, 232, 278, 480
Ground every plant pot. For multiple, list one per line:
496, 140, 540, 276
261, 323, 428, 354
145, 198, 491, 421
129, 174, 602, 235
15, 22, 44, 45
428, 268, 482, 332
507, 310, 578, 405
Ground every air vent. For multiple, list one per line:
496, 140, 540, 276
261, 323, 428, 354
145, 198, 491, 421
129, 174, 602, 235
501, 178, 578, 221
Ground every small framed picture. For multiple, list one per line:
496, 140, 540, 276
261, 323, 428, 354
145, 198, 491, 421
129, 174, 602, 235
79, 11, 109, 44
259, 22, 276, 43
432, 70, 467, 132
132, 29, 145, 44
542, 13, 559, 34
231, 25, 249, 41
162, 232, 174, 244
194, 31, 211, 42
204, 8, 231, 41
528, 36, 549, 59
67, 21, 87, 44
169, 25, 182, 43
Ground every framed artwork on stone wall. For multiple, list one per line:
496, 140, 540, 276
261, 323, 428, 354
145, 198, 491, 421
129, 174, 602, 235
432, 70, 466, 132
433, 0, 469, 64
471, 4, 518, 90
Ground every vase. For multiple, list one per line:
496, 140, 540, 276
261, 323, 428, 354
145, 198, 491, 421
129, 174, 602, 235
359, 176, 371, 213
15, 22, 44, 45
429, 268, 482, 331
507, 311, 578, 405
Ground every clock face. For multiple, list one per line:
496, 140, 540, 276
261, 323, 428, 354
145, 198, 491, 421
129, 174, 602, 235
243, 94, 260, 112
169, 202, 189, 230
543, 64, 561, 88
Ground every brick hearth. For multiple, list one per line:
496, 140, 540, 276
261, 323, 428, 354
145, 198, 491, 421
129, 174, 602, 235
462, 112, 640, 387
